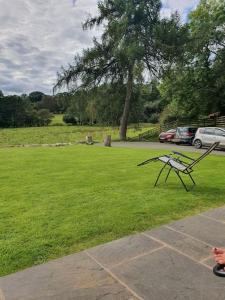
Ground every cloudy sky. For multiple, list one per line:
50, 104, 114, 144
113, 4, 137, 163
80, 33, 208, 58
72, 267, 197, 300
0, 0, 199, 95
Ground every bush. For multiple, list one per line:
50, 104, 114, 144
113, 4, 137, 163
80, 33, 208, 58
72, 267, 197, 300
63, 114, 78, 125
36, 109, 53, 126
146, 113, 159, 124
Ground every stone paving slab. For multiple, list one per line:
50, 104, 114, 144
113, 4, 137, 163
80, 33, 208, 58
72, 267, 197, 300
168, 214, 225, 247
112, 247, 225, 300
0, 252, 137, 300
144, 226, 212, 261
87, 234, 162, 268
201, 207, 225, 222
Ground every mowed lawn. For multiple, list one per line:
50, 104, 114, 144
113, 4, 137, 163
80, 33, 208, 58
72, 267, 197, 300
1, 145, 225, 276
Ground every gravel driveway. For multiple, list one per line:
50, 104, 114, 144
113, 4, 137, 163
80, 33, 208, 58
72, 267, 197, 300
109, 141, 225, 156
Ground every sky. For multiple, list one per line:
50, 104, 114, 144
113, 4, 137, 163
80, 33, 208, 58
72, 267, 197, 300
0, 0, 199, 95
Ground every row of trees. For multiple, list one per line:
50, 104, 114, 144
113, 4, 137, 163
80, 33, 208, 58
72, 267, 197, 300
54, 0, 225, 139
62, 81, 164, 125
0, 82, 164, 128
0, 91, 54, 128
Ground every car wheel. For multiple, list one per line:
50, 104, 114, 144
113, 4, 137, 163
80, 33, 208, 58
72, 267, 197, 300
194, 139, 202, 149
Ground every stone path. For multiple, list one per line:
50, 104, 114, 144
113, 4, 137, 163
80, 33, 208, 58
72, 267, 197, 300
1, 206, 225, 300
107, 141, 225, 156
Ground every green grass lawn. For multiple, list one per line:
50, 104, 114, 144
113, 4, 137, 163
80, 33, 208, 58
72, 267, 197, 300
0, 145, 225, 276
0, 124, 154, 146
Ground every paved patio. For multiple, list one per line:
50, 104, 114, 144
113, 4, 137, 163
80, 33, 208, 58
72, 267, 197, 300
1, 206, 225, 300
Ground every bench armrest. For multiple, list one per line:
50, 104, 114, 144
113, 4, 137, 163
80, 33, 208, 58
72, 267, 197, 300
138, 155, 172, 167
137, 156, 159, 166
172, 151, 195, 161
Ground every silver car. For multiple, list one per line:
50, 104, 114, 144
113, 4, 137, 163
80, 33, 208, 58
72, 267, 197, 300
193, 127, 225, 149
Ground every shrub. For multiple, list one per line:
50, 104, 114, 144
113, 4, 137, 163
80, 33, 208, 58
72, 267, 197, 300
63, 114, 78, 125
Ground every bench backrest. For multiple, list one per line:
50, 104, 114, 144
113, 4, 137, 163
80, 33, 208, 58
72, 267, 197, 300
188, 142, 220, 169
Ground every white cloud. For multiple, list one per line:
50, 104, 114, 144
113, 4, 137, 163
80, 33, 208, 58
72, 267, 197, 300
0, 0, 99, 95
161, 0, 199, 21
0, 0, 199, 95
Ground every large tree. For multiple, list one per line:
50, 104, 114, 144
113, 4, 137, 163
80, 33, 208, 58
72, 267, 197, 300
159, 0, 225, 121
29, 91, 45, 103
55, 0, 186, 139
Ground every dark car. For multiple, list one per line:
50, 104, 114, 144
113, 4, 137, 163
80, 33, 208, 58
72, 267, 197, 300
173, 127, 197, 145
159, 129, 176, 143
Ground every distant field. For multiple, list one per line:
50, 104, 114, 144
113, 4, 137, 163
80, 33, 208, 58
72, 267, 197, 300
0, 124, 155, 146
50, 114, 65, 125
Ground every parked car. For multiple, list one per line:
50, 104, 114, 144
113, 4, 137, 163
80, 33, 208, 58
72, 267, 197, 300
173, 127, 197, 145
159, 129, 176, 143
193, 127, 225, 149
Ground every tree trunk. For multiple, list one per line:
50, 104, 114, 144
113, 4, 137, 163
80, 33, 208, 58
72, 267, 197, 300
119, 66, 134, 141
104, 135, 111, 147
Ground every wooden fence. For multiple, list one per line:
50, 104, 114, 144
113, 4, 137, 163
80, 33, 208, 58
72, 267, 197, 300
128, 126, 160, 141
160, 115, 225, 132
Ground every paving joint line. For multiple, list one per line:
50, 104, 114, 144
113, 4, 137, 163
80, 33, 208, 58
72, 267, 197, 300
198, 213, 225, 224
142, 232, 212, 270
164, 225, 215, 248
0, 289, 5, 300
85, 251, 144, 300
103, 245, 166, 269
200, 255, 214, 263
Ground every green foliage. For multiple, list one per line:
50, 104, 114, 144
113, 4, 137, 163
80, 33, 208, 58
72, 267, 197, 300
159, 0, 225, 122
63, 113, 78, 125
83, 84, 125, 125
36, 95, 57, 113
63, 91, 89, 125
36, 109, 53, 126
59, 82, 165, 126
142, 81, 164, 123
29, 91, 45, 103
1, 146, 225, 275
54, 92, 71, 113
0, 95, 28, 128
0, 94, 53, 128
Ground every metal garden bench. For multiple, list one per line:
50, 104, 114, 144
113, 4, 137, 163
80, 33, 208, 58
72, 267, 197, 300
138, 142, 220, 192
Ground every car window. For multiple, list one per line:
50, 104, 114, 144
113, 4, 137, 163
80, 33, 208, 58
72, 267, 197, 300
178, 128, 188, 133
204, 128, 215, 135
178, 127, 196, 133
189, 128, 197, 133
167, 129, 175, 133
198, 128, 205, 134
214, 129, 225, 137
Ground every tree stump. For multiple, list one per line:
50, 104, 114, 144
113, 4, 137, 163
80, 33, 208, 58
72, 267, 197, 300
86, 135, 93, 145
104, 135, 111, 147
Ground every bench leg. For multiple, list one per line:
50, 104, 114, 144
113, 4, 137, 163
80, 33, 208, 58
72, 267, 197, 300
188, 173, 196, 185
174, 170, 189, 192
154, 164, 167, 187
165, 167, 172, 183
